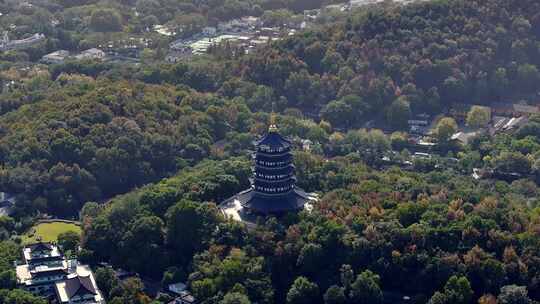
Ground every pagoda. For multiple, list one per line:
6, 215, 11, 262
220, 114, 316, 221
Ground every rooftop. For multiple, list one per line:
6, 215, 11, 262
168, 282, 187, 295
55, 265, 104, 304
42, 50, 70, 62
451, 131, 481, 145
27, 242, 53, 252
62, 275, 97, 297
256, 131, 292, 150
43, 50, 70, 57
75, 48, 105, 60
16, 260, 68, 286
220, 187, 316, 219
23, 242, 63, 262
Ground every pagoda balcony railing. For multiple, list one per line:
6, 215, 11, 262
254, 163, 295, 170
254, 187, 295, 196
255, 159, 291, 165
257, 145, 291, 154
255, 155, 293, 163
252, 169, 294, 177
254, 177, 296, 184
254, 172, 294, 180
253, 164, 295, 170
255, 150, 292, 158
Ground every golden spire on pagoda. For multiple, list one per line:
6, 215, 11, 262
269, 103, 278, 132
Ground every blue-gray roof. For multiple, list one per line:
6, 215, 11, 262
256, 131, 291, 149
223, 188, 309, 214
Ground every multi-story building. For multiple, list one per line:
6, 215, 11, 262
16, 243, 68, 297
16, 242, 105, 303
220, 114, 317, 223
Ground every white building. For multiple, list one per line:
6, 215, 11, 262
16, 242, 104, 303
154, 24, 177, 36
0, 32, 45, 51
41, 50, 70, 64
16, 243, 67, 296
75, 48, 106, 61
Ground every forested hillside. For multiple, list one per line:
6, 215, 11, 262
128, 0, 540, 130
80, 153, 540, 303
0, 0, 539, 303
2, 0, 540, 216
232, 0, 540, 128
0, 0, 335, 60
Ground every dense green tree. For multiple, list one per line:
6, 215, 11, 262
221, 291, 251, 304
428, 291, 449, 304
57, 230, 80, 253
0, 270, 16, 289
435, 117, 458, 143
286, 276, 320, 304
95, 267, 121, 300
261, 9, 294, 27
0, 289, 47, 304
390, 132, 409, 151
166, 200, 219, 264
443, 276, 473, 304
467, 106, 491, 129
323, 285, 346, 304
113, 277, 149, 304
428, 276, 473, 304
349, 270, 382, 304
516, 64, 540, 92
397, 202, 427, 227
492, 152, 532, 175
490, 68, 509, 99
191, 248, 273, 304
90, 9, 123, 32
296, 243, 324, 274
121, 216, 165, 276
385, 97, 411, 130
320, 94, 369, 129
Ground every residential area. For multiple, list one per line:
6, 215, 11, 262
378, 101, 540, 181
0, 0, 428, 67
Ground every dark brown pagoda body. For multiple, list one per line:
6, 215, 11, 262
221, 122, 313, 217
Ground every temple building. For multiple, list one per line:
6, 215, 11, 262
220, 116, 317, 223
16, 242, 68, 297
54, 272, 105, 304
15, 242, 104, 303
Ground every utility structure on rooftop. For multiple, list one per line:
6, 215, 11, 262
220, 113, 317, 223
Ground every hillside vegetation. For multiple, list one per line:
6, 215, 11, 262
0, 0, 539, 303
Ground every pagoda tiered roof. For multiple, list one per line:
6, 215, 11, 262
256, 131, 291, 150
220, 119, 316, 218
234, 187, 310, 214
